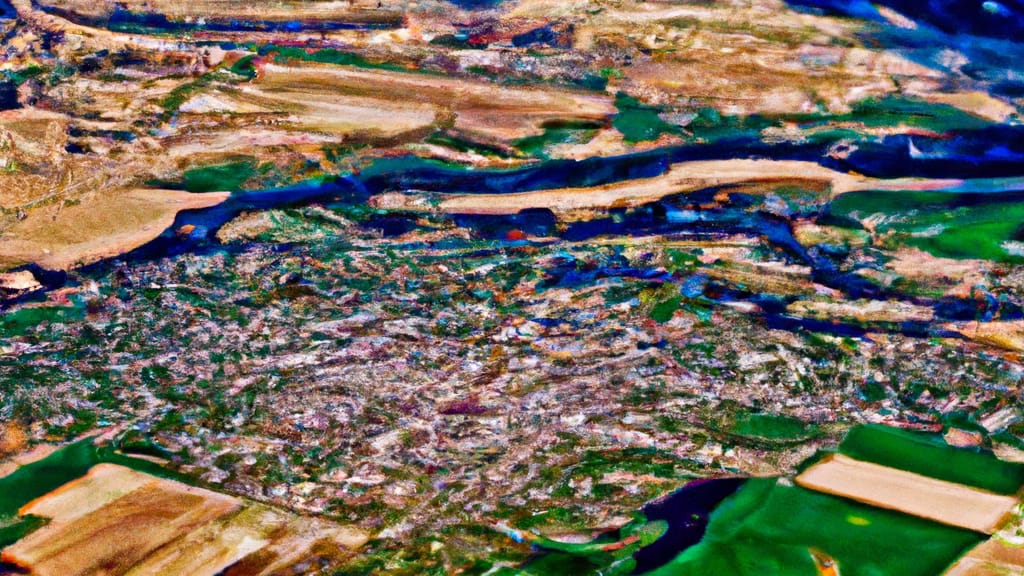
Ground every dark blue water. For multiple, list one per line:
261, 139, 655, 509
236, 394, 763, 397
36, 0, 510, 32
632, 478, 746, 574
359, 127, 1024, 197
449, 0, 507, 7
67, 177, 364, 276
34, 2, 399, 32
107, 8, 397, 33
785, 0, 1024, 100
0, 0, 15, 19
11, 126, 1024, 334
787, 0, 1024, 41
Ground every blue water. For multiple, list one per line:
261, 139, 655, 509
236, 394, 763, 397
12, 123, 1024, 338
50, 127, 1024, 295
0, 0, 15, 19
106, 8, 397, 33
632, 478, 746, 574
36, 0, 509, 32
448, 0, 507, 8
34, 3, 398, 32
785, 0, 1024, 100
359, 126, 1024, 197
787, 0, 1024, 41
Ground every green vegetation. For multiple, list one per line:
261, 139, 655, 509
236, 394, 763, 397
729, 412, 817, 442
570, 448, 697, 483
155, 157, 259, 192
686, 107, 772, 142
611, 93, 682, 143
839, 424, 1024, 494
259, 45, 408, 73
159, 73, 215, 114
645, 477, 981, 576
513, 120, 603, 158
0, 305, 85, 338
2, 65, 45, 86
649, 295, 683, 323
829, 190, 1024, 262
836, 96, 993, 132
774, 96, 995, 135
0, 514, 47, 548
358, 155, 474, 179
425, 132, 512, 158
908, 204, 1024, 262
493, 516, 668, 576
229, 54, 258, 79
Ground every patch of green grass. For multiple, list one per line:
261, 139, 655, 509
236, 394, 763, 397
911, 216, 1024, 262
645, 477, 982, 576
0, 514, 48, 548
841, 96, 993, 132
229, 54, 258, 79
858, 380, 888, 402
259, 45, 408, 73
611, 93, 681, 144
514, 506, 589, 531
425, 133, 512, 158
829, 191, 1024, 262
570, 448, 694, 481
649, 296, 682, 323
3, 65, 45, 85
0, 305, 85, 337
839, 424, 1024, 495
783, 96, 993, 134
160, 158, 259, 192
159, 74, 214, 114
729, 412, 817, 442
686, 107, 772, 143
513, 120, 603, 158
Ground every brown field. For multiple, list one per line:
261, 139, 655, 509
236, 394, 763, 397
166, 62, 615, 153
4, 472, 240, 576
1, 463, 369, 576
943, 537, 1024, 575
701, 261, 822, 298
213, 82, 439, 138
513, 0, 1014, 119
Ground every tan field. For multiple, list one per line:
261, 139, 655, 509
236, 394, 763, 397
701, 260, 822, 298
166, 61, 615, 154
951, 320, 1024, 354
216, 83, 440, 137
0, 189, 230, 270
368, 159, 962, 220
786, 299, 936, 324
254, 63, 615, 141
566, 0, 942, 115
17, 464, 155, 522
513, 0, 1013, 119
796, 454, 1019, 534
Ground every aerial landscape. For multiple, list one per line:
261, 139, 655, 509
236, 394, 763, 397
2, 0, 1024, 574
